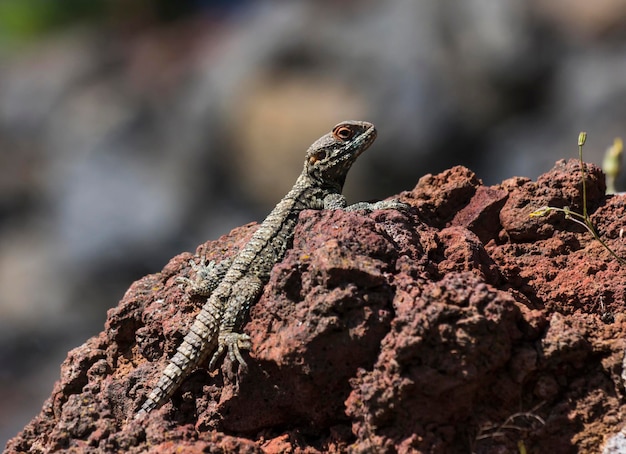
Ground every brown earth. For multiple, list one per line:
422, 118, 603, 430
5, 159, 626, 453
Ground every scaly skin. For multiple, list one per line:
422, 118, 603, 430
135, 121, 404, 418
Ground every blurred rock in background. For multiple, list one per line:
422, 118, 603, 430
2, 0, 626, 446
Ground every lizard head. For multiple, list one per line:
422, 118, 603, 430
304, 121, 377, 187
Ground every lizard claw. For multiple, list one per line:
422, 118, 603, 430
208, 332, 252, 372
188, 256, 218, 284
176, 256, 220, 296
174, 275, 192, 288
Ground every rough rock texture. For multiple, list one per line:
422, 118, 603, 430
6, 159, 626, 453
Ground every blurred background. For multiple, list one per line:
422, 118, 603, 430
2, 0, 626, 445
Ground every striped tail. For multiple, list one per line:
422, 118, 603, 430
135, 300, 221, 418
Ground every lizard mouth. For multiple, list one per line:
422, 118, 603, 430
354, 124, 377, 158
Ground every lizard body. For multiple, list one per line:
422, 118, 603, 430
136, 120, 402, 418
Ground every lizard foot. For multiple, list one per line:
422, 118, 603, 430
208, 332, 252, 372
175, 256, 224, 297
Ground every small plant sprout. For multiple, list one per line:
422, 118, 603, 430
602, 137, 623, 194
530, 132, 626, 266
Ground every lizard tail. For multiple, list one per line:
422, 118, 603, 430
135, 307, 220, 418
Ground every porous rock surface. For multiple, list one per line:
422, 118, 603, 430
6, 159, 626, 453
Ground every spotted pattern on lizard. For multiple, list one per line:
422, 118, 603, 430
135, 120, 405, 418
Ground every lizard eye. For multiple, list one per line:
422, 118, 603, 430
332, 125, 355, 141
308, 149, 327, 165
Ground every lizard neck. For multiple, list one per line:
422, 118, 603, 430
291, 173, 342, 208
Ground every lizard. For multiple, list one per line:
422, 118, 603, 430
135, 120, 404, 418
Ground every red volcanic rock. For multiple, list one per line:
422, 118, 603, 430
6, 159, 626, 453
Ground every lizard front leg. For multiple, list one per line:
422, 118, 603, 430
344, 199, 408, 211
323, 193, 407, 211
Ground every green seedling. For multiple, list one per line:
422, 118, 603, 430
602, 137, 623, 194
530, 132, 626, 266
